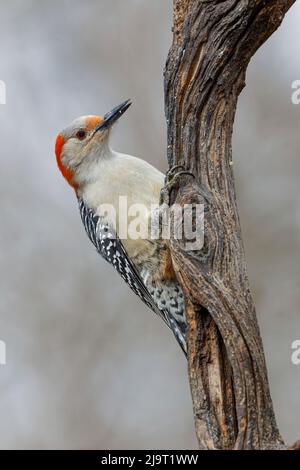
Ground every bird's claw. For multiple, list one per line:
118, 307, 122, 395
165, 164, 185, 184
160, 165, 196, 206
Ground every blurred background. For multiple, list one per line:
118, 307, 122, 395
0, 0, 299, 449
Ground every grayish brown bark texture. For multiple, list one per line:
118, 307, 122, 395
164, 0, 297, 450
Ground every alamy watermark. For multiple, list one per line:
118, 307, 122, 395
0, 340, 6, 365
291, 340, 300, 365
0, 80, 6, 104
97, 198, 204, 251
291, 80, 300, 104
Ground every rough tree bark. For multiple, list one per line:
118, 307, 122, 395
164, 0, 296, 450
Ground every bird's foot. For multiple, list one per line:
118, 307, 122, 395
165, 164, 185, 185
160, 165, 196, 206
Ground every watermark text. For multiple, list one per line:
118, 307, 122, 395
0, 340, 6, 365
0, 80, 6, 104
291, 340, 300, 365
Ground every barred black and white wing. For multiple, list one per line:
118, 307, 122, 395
78, 199, 187, 355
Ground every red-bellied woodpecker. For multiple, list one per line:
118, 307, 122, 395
55, 100, 187, 354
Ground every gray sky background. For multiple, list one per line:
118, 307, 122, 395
0, 0, 299, 449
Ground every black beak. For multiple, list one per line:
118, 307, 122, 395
94, 99, 132, 133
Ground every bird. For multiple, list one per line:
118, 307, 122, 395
55, 99, 187, 354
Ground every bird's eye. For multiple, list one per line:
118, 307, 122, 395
76, 129, 87, 140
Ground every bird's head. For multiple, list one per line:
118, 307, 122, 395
55, 99, 132, 190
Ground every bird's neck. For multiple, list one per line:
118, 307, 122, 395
74, 142, 115, 194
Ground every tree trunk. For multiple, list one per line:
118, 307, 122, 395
164, 0, 295, 450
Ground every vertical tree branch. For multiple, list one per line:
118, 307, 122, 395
164, 0, 295, 449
